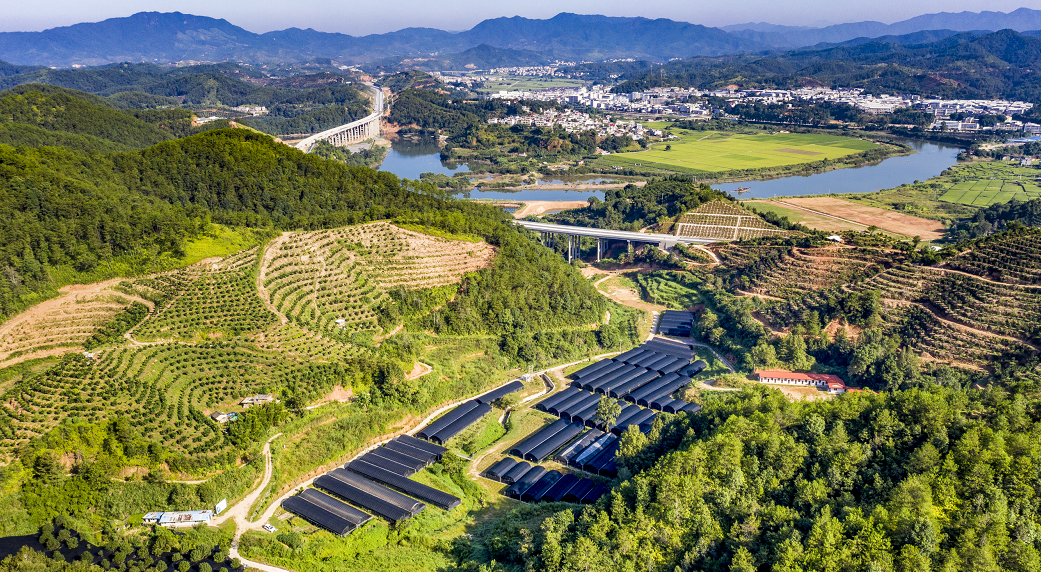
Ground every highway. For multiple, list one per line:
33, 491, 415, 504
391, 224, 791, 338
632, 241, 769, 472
295, 86, 383, 152
514, 220, 721, 246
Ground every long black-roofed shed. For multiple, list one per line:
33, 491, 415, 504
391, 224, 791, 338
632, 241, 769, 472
314, 474, 415, 523
299, 489, 372, 526
581, 483, 610, 504
395, 435, 446, 460
555, 428, 603, 465
509, 418, 570, 458
431, 402, 493, 445
383, 439, 437, 465
541, 473, 581, 502
641, 338, 695, 360
476, 380, 524, 405
353, 451, 417, 477
326, 468, 425, 517
571, 359, 617, 380
347, 460, 461, 510
535, 387, 581, 413
282, 489, 372, 536
525, 422, 584, 463
608, 370, 662, 399
558, 392, 602, 421
416, 401, 479, 441
483, 457, 518, 482
522, 471, 563, 502
573, 360, 629, 388
562, 478, 596, 503
506, 466, 547, 499
500, 460, 533, 484
548, 390, 593, 417
366, 447, 427, 474
282, 497, 359, 536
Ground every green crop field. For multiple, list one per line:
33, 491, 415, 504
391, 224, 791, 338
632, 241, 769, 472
595, 130, 879, 173
932, 161, 1041, 206
475, 77, 587, 92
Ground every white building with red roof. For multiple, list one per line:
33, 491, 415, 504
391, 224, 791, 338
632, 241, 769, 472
756, 370, 854, 394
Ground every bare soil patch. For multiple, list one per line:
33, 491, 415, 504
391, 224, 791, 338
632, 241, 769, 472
773, 385, 834, 401
405, 362, 433, 380
778, 197, 944, 240
512, 200, 589, 218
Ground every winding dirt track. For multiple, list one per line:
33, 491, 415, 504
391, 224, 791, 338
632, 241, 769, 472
256, 233, 291, 325
0, 279, 154, 367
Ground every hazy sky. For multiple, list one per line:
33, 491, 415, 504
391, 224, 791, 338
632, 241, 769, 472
1, 0, 1039, 34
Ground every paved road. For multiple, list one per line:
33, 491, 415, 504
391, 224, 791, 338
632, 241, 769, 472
515, 220, 720, 245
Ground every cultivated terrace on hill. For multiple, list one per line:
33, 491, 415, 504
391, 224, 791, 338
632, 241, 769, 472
0, 87, 642, 550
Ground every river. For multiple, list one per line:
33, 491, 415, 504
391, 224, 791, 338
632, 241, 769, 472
715, 139, 962, 199
379, 137, 962, 202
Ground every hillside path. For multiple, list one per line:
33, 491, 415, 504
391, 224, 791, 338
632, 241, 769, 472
256, 233, 291, 325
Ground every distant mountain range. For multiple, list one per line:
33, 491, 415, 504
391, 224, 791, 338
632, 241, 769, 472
2, 9, 1041, 68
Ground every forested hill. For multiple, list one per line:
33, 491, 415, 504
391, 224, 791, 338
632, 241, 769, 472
0, 85, 178, 152
0, 97, 526, 321
613, 30, 1041, 104
457, 384, 1041, 571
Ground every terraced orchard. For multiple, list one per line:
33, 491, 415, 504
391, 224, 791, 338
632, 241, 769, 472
0, 280, 151, 367
260, 222, 494, 336
723, 244, 902, 298
944, 230, 1041, 285
0, 222, 498, 464
674, 200, 789, 241
132, 247, 276, 342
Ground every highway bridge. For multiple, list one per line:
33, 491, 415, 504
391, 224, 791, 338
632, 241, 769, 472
295, 87, 383, 152
514, 220, 720, 261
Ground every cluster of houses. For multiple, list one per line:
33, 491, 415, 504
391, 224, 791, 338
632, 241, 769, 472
474, 83, 1038, 133
487, 109, 659, 140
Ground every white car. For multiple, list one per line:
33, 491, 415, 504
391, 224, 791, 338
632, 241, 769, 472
262, 524, 277, 533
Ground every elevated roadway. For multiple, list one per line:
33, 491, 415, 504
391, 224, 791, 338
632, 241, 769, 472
295, 87, 383, 152
514, 220, 722, 261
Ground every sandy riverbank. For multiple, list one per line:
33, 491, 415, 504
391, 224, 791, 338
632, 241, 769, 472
511, 200, 589, 218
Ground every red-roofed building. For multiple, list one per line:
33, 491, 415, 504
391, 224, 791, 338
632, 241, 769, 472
756, 370, 852, 394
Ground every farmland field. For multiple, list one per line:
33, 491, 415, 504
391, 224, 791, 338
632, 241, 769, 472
932, 161, 1041, 206
743, 200, 869, 233
595, 131, 879, 173
475, 77, 587, 92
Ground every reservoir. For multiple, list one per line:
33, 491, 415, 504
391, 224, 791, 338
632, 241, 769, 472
716, 140, 961, 199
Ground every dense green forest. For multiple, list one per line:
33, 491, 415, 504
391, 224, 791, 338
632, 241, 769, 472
949, 197, 1041, 238
451, 384, 1041, 572
546, 179, 730, 231
0, 63, 372, 137
614, 30, 1041, 106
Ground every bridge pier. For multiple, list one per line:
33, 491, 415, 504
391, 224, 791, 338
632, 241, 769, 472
596, 238, 605, 262
567, 235, 574, 262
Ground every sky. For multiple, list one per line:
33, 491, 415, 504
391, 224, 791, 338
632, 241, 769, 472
1, 0, 1038, 34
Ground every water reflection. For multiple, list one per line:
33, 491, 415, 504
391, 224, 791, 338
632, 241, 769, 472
378, 137, 469, 180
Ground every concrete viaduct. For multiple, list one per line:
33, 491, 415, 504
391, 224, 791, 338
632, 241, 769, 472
295, 87, 384, 152
514, 220, 720, 262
